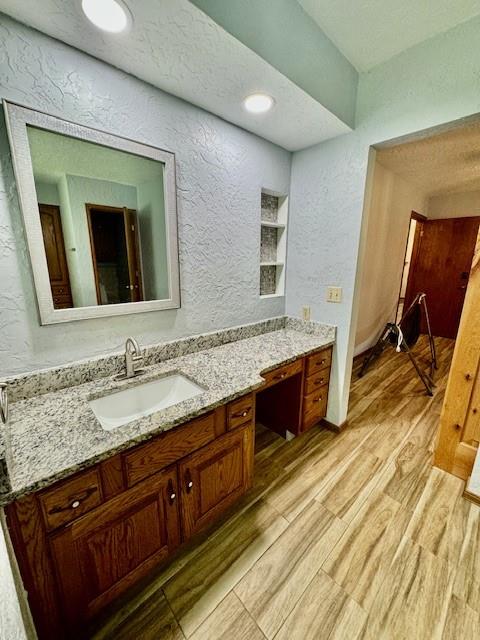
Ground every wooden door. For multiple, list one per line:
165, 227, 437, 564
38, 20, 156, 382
123, 207, 144, 302
435, 228, 480, 480
86, 204, 144, 305
404, 217, 480, 338
39, 204, 73, 308
179, 424, 254, 540
48, 465, 180, 630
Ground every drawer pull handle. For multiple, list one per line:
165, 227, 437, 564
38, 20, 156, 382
314, 378, 325, 385
47, 486, 97, 515
233, 409, 250, 419
170, 492, 176, 501
315, 397, 322, 403
317, 359, 326, 366
274, 372, 287, 380
188, 481, 193, 490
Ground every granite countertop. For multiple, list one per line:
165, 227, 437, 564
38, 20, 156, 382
1, 326, 334, 505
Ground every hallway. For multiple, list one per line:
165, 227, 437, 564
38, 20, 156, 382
93, 336, 480, 640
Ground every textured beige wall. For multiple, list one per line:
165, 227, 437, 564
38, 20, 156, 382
428, 190, 480, 219
354, 161, 427, 353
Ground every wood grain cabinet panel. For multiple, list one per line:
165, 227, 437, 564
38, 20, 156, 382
305, 348, 332, 378
179, 424, 254, 539
124, 412, 217, 487
304, 367, 331, 395
227, 394, 254, 431
301, 347, 332, 433
302, 389, 328, 432
49, 465, 180, 629
39, 468, 103, 532
261, 359, 303, 389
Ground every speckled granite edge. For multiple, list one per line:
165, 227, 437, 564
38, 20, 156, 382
285, 317, 336, 337
1, 321, 336, 505
4, 316, 336, 403
4, 316, 287, 403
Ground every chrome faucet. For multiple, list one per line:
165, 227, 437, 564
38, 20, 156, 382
122, 337, 144, 379
0, 383, 8, 424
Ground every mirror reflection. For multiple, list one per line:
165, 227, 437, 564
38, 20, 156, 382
27, 126, 169, 308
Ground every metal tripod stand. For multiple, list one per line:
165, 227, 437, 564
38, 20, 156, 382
358, 293, 437, 396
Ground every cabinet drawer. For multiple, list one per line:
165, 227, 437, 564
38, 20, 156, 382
227, 394, 254, 431
262, 359, 303, 389
124, 412, 216, 487
302, 388, 328, 431
304, 367, 330, 395
39, 468, 103, 532
305, 348, 332, 378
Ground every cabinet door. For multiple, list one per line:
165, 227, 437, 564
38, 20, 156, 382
49, 465, 180, 628
179, 424, 254, 539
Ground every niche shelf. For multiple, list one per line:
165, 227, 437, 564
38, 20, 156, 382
260, 190, 288, 297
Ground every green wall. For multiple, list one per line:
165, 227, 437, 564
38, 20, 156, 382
286, 14, 480, 425
190, 0, 358, 127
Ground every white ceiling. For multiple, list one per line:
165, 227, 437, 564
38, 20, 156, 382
376, 118, 480, 196
0, 0, 350, 151
298, 0, 480, 71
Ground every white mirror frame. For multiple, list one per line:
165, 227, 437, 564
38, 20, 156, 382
3, 101, 180, 325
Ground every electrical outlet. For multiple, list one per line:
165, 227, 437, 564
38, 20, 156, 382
302, 305, 311, 321
327, 286, 342, 303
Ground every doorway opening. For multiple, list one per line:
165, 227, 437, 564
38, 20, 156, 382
86, 204, 144, 305
354, 115, 480, 417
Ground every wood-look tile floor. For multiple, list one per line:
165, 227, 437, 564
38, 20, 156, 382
91, 336, 480, 640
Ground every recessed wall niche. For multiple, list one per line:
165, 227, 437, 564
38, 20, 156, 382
260, 191, 288, 297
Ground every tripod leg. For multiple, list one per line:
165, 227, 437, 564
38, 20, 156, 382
359, 327, 392, 378
402, 339, 434, 396
421, 295, 438, 370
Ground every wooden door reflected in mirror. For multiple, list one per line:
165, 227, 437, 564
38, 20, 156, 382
86, 204, 144, 305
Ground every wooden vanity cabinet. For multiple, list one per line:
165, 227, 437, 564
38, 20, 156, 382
255, 346, 333, 437
5, 344, 333, 640
5, 400, 255, 640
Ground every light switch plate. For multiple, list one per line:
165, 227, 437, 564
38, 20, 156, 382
302, 305, 311, 321
327, 286, 342, 303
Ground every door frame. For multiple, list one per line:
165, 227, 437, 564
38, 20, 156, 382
86, 203, 144, 304
395, 210, 427, 322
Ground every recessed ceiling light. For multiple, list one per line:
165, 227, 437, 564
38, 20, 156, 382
243, 93, 275, 114
81, 0, 131, 33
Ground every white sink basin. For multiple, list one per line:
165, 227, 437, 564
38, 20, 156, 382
89, 374, 205, 430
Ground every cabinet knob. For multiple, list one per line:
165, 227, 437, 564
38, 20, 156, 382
167, 479, 176, 504
185, 470, 194, 493
315, 397, 322, 403
71, 500, 80, 509
242, 411, 248, 417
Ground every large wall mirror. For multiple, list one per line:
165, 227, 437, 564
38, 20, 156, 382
4, 102, 180, 324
